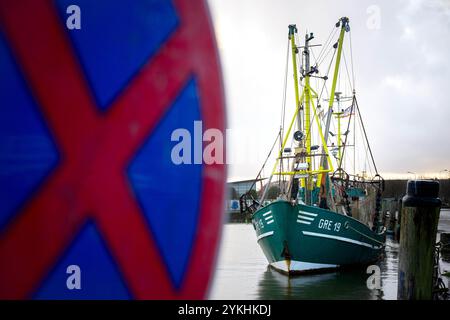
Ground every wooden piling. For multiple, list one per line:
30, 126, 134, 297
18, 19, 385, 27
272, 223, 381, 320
381, 200, 388, 229
398, 180, 441, 300
397, 180, 441, 300
388, 199, 397, 233
395, 198, 402, 241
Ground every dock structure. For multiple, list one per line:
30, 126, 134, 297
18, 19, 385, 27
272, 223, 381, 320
380, 198, 400, 236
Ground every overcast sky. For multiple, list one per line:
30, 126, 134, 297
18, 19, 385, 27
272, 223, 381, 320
208, 0, 450, 181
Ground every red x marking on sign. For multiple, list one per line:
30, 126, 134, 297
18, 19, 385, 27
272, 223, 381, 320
0, 0, 225, 299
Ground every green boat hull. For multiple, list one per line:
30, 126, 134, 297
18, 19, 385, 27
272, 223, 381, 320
252, 200, 385, 275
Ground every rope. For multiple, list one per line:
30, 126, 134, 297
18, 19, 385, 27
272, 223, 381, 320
345, 222, 389, 248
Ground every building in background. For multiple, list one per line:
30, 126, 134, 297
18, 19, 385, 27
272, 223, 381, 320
226, 178, 264, 214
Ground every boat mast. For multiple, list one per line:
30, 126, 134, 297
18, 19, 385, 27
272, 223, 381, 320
319, 17, 349, 175
335, 92, 342, 164
289, 25, 303, 140
289, 24, 315, 204
259, 25, 302, 206
258, 22, 342, 207
302, 31, 315, 205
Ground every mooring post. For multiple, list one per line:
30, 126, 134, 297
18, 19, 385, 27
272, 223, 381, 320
398, 180, 441, 300
381, 200, 388, 229
395, 198, 402, 241
388, 199, 397, 233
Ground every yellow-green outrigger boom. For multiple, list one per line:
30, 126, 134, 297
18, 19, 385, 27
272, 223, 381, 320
318, 17, 349, 180
289, 25, 302, 134
259, 18, 350, 206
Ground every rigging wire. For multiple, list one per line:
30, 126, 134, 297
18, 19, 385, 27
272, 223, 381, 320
295, 32, 302, 72
337, 97, 355, 170
245, 131, 281, 195
280, 39, 289, 140
349, 30, 356, 91
353, 94, 356, 175
300, 36, 338, 154
251, 20, 378, 202
354, 97, 379, 175
279, 38, 290, 188
317, 25, 338, 65
318, 48, 337, 102
355, 101, 374, 177
317, 42, 334, 68
342, 50, 354, 93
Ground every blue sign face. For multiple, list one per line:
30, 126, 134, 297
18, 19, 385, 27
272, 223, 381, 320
0, 0, 226, 299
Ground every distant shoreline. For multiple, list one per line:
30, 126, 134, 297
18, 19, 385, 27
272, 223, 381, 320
382, 179, 449, 207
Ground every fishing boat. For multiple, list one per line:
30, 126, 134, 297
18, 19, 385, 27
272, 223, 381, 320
240, 17, 386, 275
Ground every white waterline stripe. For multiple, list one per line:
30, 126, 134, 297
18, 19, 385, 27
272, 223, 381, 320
298, 211, 318, 217
270, 260, 338, 272
257, 231, 274, 241
297, 219, 311, 225
264, 216, 273, 221
297, 215, 314, 221
302, 231, 380, 249
262, 211, 272, 217
267, 219, 274, 225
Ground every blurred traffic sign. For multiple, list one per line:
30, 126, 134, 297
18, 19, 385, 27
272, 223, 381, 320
0, 0, 225, 299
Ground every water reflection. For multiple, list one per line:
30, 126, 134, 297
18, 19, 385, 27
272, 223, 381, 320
377, 237, 399, 300
209, 209, 449, 300
255, 237, 399, 300
257, 267, 378, 300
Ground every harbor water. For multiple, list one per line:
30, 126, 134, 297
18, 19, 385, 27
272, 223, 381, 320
209, 209, 450, 300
